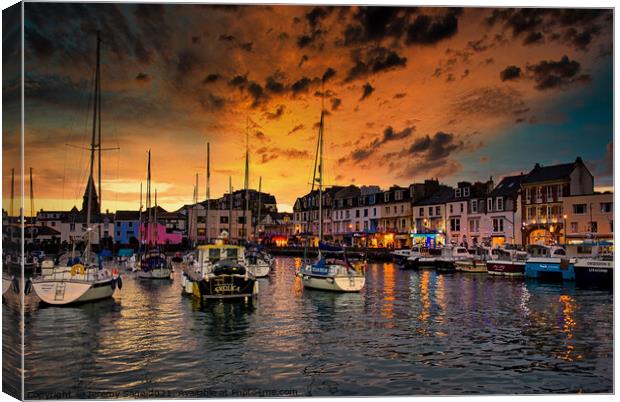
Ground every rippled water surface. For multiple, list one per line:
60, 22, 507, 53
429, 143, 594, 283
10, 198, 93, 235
3, 258, 614, 397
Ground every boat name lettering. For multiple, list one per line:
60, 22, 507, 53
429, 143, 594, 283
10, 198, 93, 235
214, 284, 240, 293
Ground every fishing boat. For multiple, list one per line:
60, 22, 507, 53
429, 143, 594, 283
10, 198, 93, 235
296, 84, 365, 292
524, 244, 575, 281
574, 256, 613, 289
392, 245, 423, 266
435, 245, 471, 273
486, 246, 528, 276
138, 151, 172, 280
32, 32, 121, 305
400, 245, 425, 269
181, 237, 257, 300
455, 246, 498, 273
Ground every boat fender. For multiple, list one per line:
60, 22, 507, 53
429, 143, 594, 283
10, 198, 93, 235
24, 278, 32, 295
326, 277, 335, 284
11, 277, 19, 294
117, 275, 123, 290
111, 277, 116, 290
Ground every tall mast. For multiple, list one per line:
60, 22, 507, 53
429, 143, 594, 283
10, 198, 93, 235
255, 176, 262, 239
195, 173, 199, 204
86, 31, 101, 257
243, 118, 249, 243
29, 167, 34, 244
138, 182, 142, 253
146, 149, 151, 246
206, 142, 210, 244
318, 80, 325, 244
97, 30, 102, 245
154, 188, 158, 246
228, 177, 233, 242
9, 168, 14, 243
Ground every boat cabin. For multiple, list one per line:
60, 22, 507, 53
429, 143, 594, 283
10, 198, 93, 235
527, 244, 566, 258
196, 245, 245, 274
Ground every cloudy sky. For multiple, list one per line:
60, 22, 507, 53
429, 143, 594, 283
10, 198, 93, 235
3, 4, 614, 213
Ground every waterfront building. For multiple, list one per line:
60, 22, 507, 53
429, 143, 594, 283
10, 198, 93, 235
412, 186, 453, 248
257, 212, 294, 246
331, 185, 361, 244
521, 157, 593, 245
485, 174, 525, 246
378, 185, 413, 248
186, 202, 253, 245
292, 186, 343, 245
58, 207, 115, 246
445, 180, 493, 247
562, 192, 613, 244
113, 210, 141, 245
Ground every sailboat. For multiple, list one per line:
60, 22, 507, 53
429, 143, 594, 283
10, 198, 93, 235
138, 150, 172, 280
242, 121, 270, 278
32, 32, 121, 305
296, 81, 365, 292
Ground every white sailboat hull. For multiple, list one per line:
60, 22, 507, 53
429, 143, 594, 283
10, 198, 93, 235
137, 267, 172, 279
247, 263, 270, 278
32, 279, 115, 305
298, 270, 365, 292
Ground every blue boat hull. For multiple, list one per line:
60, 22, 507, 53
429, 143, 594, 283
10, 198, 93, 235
525, 260, 575, 281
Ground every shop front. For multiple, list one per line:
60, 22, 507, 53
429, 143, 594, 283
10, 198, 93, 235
410, 232, 445, 249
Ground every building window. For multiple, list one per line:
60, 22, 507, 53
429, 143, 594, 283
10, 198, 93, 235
419, 207, 424, 217
469, 219, 479, 233
373, 208, 376, 217
570, 222, 578, 233
450, 218, 460, 232
449, 204, 454, 214
395, 191, 403, 201
546, 186, 553, 201
487, 198, 493, 212
557, 184, 563, 200
573, 204, 587, 214
589, 221, 598, 233
492, 218, 504, 233
364, 221, 368, 231
525, 188, 531, 204
369, 195, 375, 204
455, 188, 461, 198
50, 221, 56, 227
435, 206, 440, 215
220, 216, 228, 224
384, 192, 390, 202
364, 209, 368, 217
496, 197, 503, 211
460, 203, 464, 213
527, 207, 533, 220
601, 202, 612, 213
463, 187, 470, 197
393, 206, 397, 214
116, 231, 121, 237
401, 218, 406, 228
427, 207, 432, 217
471, 200, 477, 214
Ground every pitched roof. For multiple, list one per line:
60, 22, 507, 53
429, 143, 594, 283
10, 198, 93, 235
490, 174, 526, 197
522, 162, 576, 184
413, 186, 454, 206
115, 210, 140, 220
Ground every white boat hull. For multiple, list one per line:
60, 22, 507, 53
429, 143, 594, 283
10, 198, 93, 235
2, 278, 11, 295
299, 272, 365, 292
137, 267, 172, 279
32, 279, 115, 305
247, 263, 270, 278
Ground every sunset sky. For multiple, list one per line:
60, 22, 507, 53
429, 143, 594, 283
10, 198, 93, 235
3, 4, 614, 214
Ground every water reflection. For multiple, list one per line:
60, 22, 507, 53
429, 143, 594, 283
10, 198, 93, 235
6, 258, 612, 397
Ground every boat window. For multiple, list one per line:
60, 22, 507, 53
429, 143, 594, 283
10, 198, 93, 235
227, 248, 238, 259
208, 248, 220, 261
553, 249, 566, 256
457, 248, 467, 253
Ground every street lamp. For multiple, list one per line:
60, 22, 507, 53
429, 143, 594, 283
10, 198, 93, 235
563, 214, 567, 245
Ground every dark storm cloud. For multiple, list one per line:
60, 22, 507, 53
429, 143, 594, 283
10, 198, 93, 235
398, 131, 464, 160
135, 72, 151, 83
405, 9, 460, 45
360, 83, 375, 100
499, 65, 521, 81
523, 31, 544, 45
219, 34, 235, 42
256, 146, 310, 164
339, 125, 415, 163
25, 28, 55, 59
306, 6, 332, 28
346, 47, 407, 81
322, 67, 337, 82
228, 74, 268, 107
331, 98, 342, 111
239, 42, 253, 52
342, 7, 411, 46
197, 93, 225, 112
203, 73, 220, 84
287, 124, 305, 135
526, 56, 590, 90
291, 77, 314, 94
486, 8, 610, 51
264, 104, 285, 120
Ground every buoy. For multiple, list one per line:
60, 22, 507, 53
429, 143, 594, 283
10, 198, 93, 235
117, 275, 123, 290
111, 277, 116, 290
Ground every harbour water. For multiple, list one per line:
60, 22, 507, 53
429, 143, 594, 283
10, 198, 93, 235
3, 257, 613, 397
